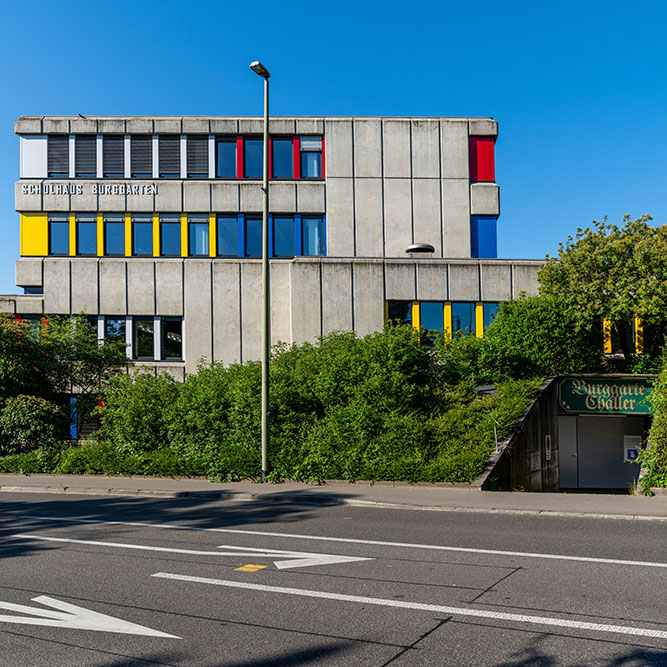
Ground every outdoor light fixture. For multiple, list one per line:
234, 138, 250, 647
250, 60, 271, 483
250, 61, 270, 79
406, 243, 436, 254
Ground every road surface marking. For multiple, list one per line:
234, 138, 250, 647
0, 595, 178, 637
152, 573, 667, 641
17, 516, 667, 570
235, 564, 267, 572
12, 533, 372, 570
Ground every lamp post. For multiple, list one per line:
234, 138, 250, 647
250, 60, 271, 483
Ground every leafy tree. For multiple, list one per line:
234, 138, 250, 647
538, 215, 667, 364
0, 314, 128, 446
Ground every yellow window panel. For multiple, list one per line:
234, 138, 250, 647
411, 302, 420, 331
635, 317, 644, 355
96, 214, 103, 257
209, 213, 217, 257
603, 317, 612, 354
69, 213, 76, 257
181, 214, 188, 257
20, 213, 48, 256
124, 214, 132, 257
475, 303, 484, 338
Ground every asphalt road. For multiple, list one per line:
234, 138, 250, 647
1, 492, 666, 666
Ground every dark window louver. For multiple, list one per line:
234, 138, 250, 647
75, 135, 96, 177
159, 136, 180, 177
48, 136, 69, 176
187, 136, 208, 177
131, 135, 152, 176
103, 136, 124, 177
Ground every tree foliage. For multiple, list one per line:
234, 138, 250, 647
538, 215, 667, 362
0, 314, 128, 451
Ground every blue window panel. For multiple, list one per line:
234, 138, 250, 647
452, 302, 475, 335
470, 216, 497, 258
483, 302, 500, 330
49, 221, 69, 255
245, 217, 262, 257
77, 221, 97, 255
160, 221, 181, 256
244, 139, 263, 178
302, 216, 324, 256
104, 221, 125, 255
420, 302, 444, 333
132, 219, 153, 256
217, 215, 238, 256
387, 301, 412, 325
70, 397, 77, 439
217, 140, 236, 178
237, 214, 245, 257
294, 214, 303, 255
272, 138, 293, 178
301, 151, 322, 178
189, 222, 209, 256
273, 216, 294, 257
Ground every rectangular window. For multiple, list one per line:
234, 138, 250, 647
161, 318, 182, 360
387, 301, 412, 325
133, 318, 154, 360
47, 136, 69, 177
245, 217, 262, 256
271, 138, 293, 178
188, 214, 209, 256
273, 216, 294, 257
483, 303, 499, 330
48, 213, 69, 255
217, 215, 238, 256
420, 302, 444, 334
75, 136, 96, 178
104, 317, 126, 342
244, 138, 263, 178
104, 213, 125, 255
76, 214, 97, 255
160, 213, 181, 256
452, 302, 475, 335
132, 214, 153, 256
131, 135, 152, 178
302, 216, 324, 256
300, 136, 322, 178
103, 136, 124, 178
187, 135, 208, 178
216, 139, 237, 178
159, 135, 180, 178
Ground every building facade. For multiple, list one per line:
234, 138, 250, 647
14, 115, 543, 377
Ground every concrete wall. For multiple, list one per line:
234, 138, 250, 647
17, 115, 500, 262
481, 379, 560, 492
18, 256, 543, 372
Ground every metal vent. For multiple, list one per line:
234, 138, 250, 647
159, 135, 180, 176
187, 135, 208, 177
75, 135, 96, 176
131, 135, 152, 175
103, 136, 124, 176
47, 136, 69, 176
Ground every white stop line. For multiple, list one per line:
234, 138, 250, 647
153, 573, 667, 641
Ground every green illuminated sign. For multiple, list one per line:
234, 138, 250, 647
558, 377, 653, 415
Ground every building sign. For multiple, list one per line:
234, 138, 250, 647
558, 377, 653, 415
21, 183, 158, 196
623, 435, 642, 462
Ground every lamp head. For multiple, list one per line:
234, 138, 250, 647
250, 61, 271, 79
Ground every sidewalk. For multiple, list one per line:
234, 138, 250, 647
1, 473, 666, 521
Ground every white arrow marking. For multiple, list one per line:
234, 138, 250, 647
0, 596, 179, 638
12, 534, 372, 570
153, 573, 667, 641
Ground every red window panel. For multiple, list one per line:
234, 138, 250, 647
236, 136, 244, 179
293, 136, 301, 179
469, 137, 495, 182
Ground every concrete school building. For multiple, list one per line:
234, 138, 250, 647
13, 115, 544, 378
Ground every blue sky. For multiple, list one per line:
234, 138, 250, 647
1, 0, 665, 294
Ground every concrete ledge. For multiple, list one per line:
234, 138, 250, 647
651, 487, 667, 496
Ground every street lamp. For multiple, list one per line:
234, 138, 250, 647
250, 60, 271, 483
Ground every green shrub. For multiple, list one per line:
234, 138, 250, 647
98, 372, 180, 453
0, 395, 69, 454
639, 362, 667, 490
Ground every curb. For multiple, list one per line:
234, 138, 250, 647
1, 484, 666, 522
